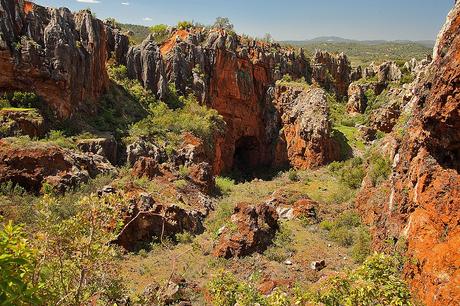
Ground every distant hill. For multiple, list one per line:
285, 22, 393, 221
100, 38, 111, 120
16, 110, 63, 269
291, 37, 435, 48
280, 38, 434, 67
119, 23, 150, 45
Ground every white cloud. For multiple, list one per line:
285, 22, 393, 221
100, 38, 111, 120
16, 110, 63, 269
121, 2, 130, 5
77, 0, 101, 3
143, 17, 152, 21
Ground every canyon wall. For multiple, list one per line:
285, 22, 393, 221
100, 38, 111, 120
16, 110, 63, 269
356, 3, 460, 305
0, 0, 116, 118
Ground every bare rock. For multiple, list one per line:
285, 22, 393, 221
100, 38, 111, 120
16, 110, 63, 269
213, 202, 279, 258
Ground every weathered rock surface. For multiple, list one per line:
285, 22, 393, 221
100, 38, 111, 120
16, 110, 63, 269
0, 0, 125, 118
376, 61, 402, 84
114, 192, 204, 251
0, 140, 114, 192
0, 109, 46, 137
213, 202, 279, 258
273, 85, 339, 169
311, 50, 351, 98
356, 3, 460, 304
346, 82, 367, 113
77, 136, 118, 165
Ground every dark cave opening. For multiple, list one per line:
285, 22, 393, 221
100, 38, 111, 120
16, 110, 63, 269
232, 136, 261, 178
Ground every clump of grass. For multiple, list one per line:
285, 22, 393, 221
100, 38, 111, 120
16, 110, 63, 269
288, 169, 300, 182
328, 157, 365, 189
264, 223, 294, 262
215, 176, 235, 196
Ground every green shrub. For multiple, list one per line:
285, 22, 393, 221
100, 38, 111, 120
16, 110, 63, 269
178, 165, 190, 178
322, 211, 366, 248
368, 153, 391, 186
288, 169, 299, 182
129, 94, 225, 150
11, 91, 39, 108
329, 226, 355, 246
174, 179, 188, 189
177, 20, 193, 30
309, 253, 412, 305
149, 24, 169, 43
0, 98, 11, 108
215, 176, 235, 196
0, 181, 26, 196
281, 74, 292, 82
0, 219, 44, 305
175, 232, 193, 244
329, 157, 365, 189
107, 64, 128, 81
207, 271, 264, 306
351, 226, 372, 263
213, 17, 234, 31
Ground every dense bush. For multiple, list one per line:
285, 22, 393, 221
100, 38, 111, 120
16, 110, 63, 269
213, 17, 234, 31
177, 20, 193, 30
0, 91, 40, 109
307, 253, 412, 305
129, 94, 225, 148
0, 219, 44, 305
328, 157, 365, 189
208, 253, 412, 305
368, 153, 391, 186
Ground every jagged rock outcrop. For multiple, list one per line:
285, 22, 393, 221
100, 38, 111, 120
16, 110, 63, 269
126, 35, 167, 99
356, 3, 460, 305
105, 23, 129, 65
0, 140, 114, 193
76, 136, 118, 165
114, 192, 204, 251
376, 61, 402, 84
346, 82, 367, 113
213, 202, 279, 258
311, 50, 351, 97
404, 55, 432, 75
273, 85, 339, 169
0, 0, 120, 118
126, 29, 314, 174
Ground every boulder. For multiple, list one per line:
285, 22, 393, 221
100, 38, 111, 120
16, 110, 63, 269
213, 202, 279, 258
376, 61, 402, 84
312, 50, 352, 98
114, 193, 204, 251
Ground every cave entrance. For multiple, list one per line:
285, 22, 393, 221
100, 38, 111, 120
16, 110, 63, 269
232, 136, 261, 179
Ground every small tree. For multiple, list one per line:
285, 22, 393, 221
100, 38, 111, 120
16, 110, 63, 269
213, 17, 234, 31
150, 24, 169, 43
263, 33, 273, 43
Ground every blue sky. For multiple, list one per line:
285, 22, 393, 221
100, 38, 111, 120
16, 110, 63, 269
34, 0, 453, 41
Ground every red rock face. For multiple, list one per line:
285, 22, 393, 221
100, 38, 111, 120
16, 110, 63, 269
213, 202, 279, 258
273, 85, 339, 169
209, 50, 274, 173
357, 3, 460, 305
0, 0, 111, 118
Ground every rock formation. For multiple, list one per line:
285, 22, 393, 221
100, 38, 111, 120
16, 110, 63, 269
346, 82, 367, 113
0, 140, 114, 193
356, 3, 460, 304
114, 192, 204, 251
0, 0, 124, 118
213, 202, 279, 258
273, 84, 339, 169
311, 50, 351, 97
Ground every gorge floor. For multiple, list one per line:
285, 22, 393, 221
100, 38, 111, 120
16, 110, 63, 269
118, 167, 363, 303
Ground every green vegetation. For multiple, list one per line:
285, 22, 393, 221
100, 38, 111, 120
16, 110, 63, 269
215, 176, 235, 196
129, 94, 225, 149
276, 74, 310, 89
177, 20, 193, 30
305, 253, 412, 305
0, 219, 44, 305
368, 152, 392, 186
283, 41, 432, 67
328, 157, 365, 189
213, 17, 234, 31
207, 253, 411, 305
149, 24, 169, 44
0, 91, 40, 109
118, 23, 151, 45
264, 223, 294, 262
